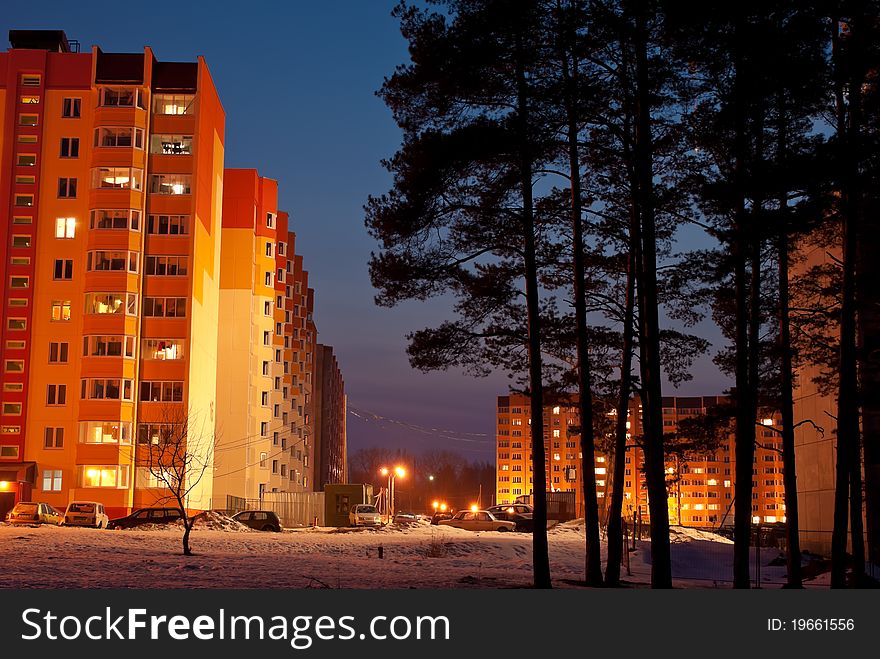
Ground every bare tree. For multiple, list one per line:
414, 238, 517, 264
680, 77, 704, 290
140, 406, 214, 556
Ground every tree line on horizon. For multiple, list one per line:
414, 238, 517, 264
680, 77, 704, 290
348, 447, 495, 512
365, 0, 880, 589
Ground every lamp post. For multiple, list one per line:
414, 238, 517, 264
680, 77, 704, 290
379, 466, 406, 520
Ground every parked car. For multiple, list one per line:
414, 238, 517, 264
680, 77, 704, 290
349, 503, 382, 527
232, 510, 282, 532
438, 510, 516, 532
392, 511, 419, 524
107, 507, 182, 529
62, 501, 109, 528
430, 512, 454, 525
5, 502, 63, 526
486, 504, 534, 531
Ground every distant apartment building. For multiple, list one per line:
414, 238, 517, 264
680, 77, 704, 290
0, 31, 346, 521
0, 31, 225, 519
495, 393, 787, 528
314, 344, 347, 488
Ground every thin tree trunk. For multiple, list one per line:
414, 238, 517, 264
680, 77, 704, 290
515, 21, 551, 589
775, 89, 803, 588
605, 242, 636, 586
606, 35, 639, 583
632, 2, 671, 588
844, 24, 866, 584
732, 10, 755, 590
560, 0, 602, 586
183, 517, 193, 556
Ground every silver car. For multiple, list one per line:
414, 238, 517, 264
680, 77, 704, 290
62, 501, 109, 528
349, 504, 382, 527
438, 510, 516, 532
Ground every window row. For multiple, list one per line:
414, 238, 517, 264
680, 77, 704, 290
87, 250, 139, 273
145, 255, 188, 276
87, 210, 190, 234
140, 381, 184, 402
80, 378, 134, 401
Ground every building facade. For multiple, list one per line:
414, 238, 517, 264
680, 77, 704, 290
314, 344, 347, 489
213, 169, 318, 505
1, 31, 224, 519
495, 393, 787, 528
1, 32, 346, 520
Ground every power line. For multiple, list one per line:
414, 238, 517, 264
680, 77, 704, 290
347, 404, 493, 444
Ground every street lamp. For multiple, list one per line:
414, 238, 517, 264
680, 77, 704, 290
379, 465, 406, 520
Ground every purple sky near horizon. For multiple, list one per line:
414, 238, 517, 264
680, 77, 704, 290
2, 1, 732, 463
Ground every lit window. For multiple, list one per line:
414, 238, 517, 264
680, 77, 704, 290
152, 93, 194, 115
91, 167, 142, 190
149, 134, 193, 155
142, 339, 184, 361
50, 301, 72, 322
149, 174, 191, 195
81, 465, 129, 488
43, 470, 63, 491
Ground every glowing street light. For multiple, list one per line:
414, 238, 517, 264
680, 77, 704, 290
432, 501, 440, 510
379, 465, 407, 519
439, 503, 448, 512
469, 503, 479, 513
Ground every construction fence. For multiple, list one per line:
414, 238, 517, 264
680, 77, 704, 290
220, 492, 325, 528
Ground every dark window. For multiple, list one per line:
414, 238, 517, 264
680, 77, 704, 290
53, 259, 73, 280
62, 98, 81, 118
58, 177, 77, 198
60, 137, 80, 158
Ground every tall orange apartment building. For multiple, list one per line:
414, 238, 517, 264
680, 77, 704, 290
0, 30, 225, 519
213, 169, 318, 503
495, 393, 786, 528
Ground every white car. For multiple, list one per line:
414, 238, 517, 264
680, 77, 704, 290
438, 510, 516, 532
349, 504, 382, 527
62, 501, 109, 528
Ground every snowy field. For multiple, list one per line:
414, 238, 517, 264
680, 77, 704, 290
0, 519, 824, 589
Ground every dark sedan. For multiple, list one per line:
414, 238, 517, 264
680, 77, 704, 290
232, 510, 282, 532
107, 507, 183, 529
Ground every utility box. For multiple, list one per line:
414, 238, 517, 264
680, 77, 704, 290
324, 484, 374, 527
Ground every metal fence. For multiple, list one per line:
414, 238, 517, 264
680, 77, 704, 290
220, 492, 325, 528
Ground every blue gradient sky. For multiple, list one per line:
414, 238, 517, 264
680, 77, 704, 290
2, 1, 730, 462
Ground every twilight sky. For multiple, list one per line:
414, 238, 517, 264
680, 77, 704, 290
2, 1, 731, 463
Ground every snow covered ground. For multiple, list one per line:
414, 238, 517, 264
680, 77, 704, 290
0, 519, 826, 589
